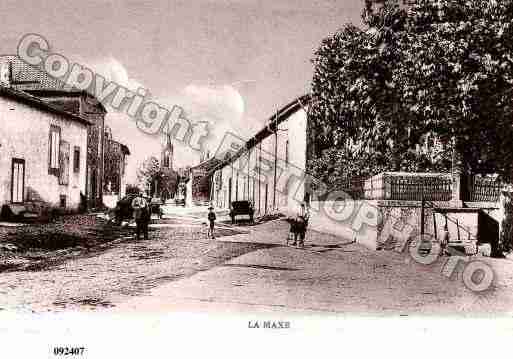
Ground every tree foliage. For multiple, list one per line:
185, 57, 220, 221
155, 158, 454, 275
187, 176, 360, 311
136, 156, 161, 193
309, 0, 513, 186
136, 156, 179, 198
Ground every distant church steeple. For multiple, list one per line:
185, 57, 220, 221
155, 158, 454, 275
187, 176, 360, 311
161, 133, 173, 170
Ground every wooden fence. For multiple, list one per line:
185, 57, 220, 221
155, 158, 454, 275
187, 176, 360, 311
468, 177, 502, 202
335, 173, 502, 203
337, 174, 452, 201
387, 175, 452, 201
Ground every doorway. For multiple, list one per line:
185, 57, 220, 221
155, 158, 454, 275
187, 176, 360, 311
11, 158, 25, 203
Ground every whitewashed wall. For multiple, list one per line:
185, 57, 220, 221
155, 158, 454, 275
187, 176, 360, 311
210, 104, 308, 216
0, 95, 88, 211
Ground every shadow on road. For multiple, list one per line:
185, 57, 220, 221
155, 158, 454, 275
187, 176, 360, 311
221, 263, 299, 271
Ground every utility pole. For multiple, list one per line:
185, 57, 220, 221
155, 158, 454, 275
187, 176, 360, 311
258, 143, 261, 214
421, 194, 425, 237
420, 178, 425, 237
273, 108, 278, 209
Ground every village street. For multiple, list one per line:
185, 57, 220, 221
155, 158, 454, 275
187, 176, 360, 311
2, 211, 513, 315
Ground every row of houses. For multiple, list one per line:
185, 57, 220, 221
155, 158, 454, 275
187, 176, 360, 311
0, 56, 129, 216
206, 94, 509, 253
208, 95, 310, 215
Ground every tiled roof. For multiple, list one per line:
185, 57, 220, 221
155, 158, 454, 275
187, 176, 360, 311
43, 99, 81, 114
0, 85, 92, 126
0, 55, 73, 91
0, 55, 106, 115
210, 94, 311, 173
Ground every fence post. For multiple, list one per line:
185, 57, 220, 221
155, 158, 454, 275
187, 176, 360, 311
433, 212, 437, 241
451, 144, 464, 207
421, 193, 425, 237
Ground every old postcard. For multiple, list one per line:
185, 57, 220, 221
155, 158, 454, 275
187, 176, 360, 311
1, 1, 513, 358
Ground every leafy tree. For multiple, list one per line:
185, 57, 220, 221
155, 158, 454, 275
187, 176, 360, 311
136, 157, 179, 198
309, 0, 513, 184
136, 156, 160, 193
399, 0, 513, 176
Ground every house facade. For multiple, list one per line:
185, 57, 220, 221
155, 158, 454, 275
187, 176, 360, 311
0, 55, 108, 210
155, 134, 178, 201
0, 86, 90, 212
186, 157, 222, 206
102, 126, 130, 207
210, 95, 310, 215
26, 89, 107, 209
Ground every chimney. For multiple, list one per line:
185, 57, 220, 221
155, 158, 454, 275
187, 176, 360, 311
0, 61, 13, 87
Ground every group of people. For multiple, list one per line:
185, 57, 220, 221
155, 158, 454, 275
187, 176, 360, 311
129, 193, 310, 246
129, 192, 218, 241
131, 193, 151, 240
287, 203, 310, 248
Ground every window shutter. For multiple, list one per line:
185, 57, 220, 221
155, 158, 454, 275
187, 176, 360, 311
48, 125, 61, 175
59, 141, 70, 185
74, 146, 80, 173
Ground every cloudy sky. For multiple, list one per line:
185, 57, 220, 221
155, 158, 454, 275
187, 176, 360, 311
0, 0, 363, 182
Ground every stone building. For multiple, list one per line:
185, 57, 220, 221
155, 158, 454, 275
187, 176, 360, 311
209, 94, 505, 254
0, 85, 90, 213
147, 134, 178, 201
187, 157, 222, 206
210, 95, 310, 215
102, 127, 130, 207
0, 55, 108, 209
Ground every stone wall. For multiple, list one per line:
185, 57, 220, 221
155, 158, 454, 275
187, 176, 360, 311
0, 94, 88, 211
308, 200, 379, 249
307, 199, 502, 252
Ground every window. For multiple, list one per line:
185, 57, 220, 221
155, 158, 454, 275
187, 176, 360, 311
11, 158, 25, 203
73, 146, 80, 173
48, 125, 61, 175
163, 150, 170, 168
59, 141, 70, 185
59, 195, 66, 208
121, 155, 126, 176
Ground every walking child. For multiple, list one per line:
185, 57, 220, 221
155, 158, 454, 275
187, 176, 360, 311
207, 205, 216, 239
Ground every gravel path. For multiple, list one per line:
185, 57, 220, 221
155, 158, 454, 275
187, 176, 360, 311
0, 215, 268, 312
2, 217, 513, 314
116, 220, 513, 315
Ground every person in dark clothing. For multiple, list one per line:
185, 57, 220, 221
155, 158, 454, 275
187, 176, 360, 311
286, 203, 309, 248
132, 194, 150, 240
207, 206, 216, 239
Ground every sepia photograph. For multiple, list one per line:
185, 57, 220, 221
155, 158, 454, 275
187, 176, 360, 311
1, 0, 513, 357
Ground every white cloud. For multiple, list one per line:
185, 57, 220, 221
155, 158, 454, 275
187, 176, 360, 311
88, 56, 143, 91
152, 83, 249, 160
181, 84, 244, 123
82, 62, 250, 183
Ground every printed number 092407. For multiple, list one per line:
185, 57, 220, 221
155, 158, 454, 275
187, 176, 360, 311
53, 347, 85, 356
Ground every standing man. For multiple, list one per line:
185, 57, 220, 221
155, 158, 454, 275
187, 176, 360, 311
207, 205, 216, 239
296, 202, 310, 248
132, 193, 150, 240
